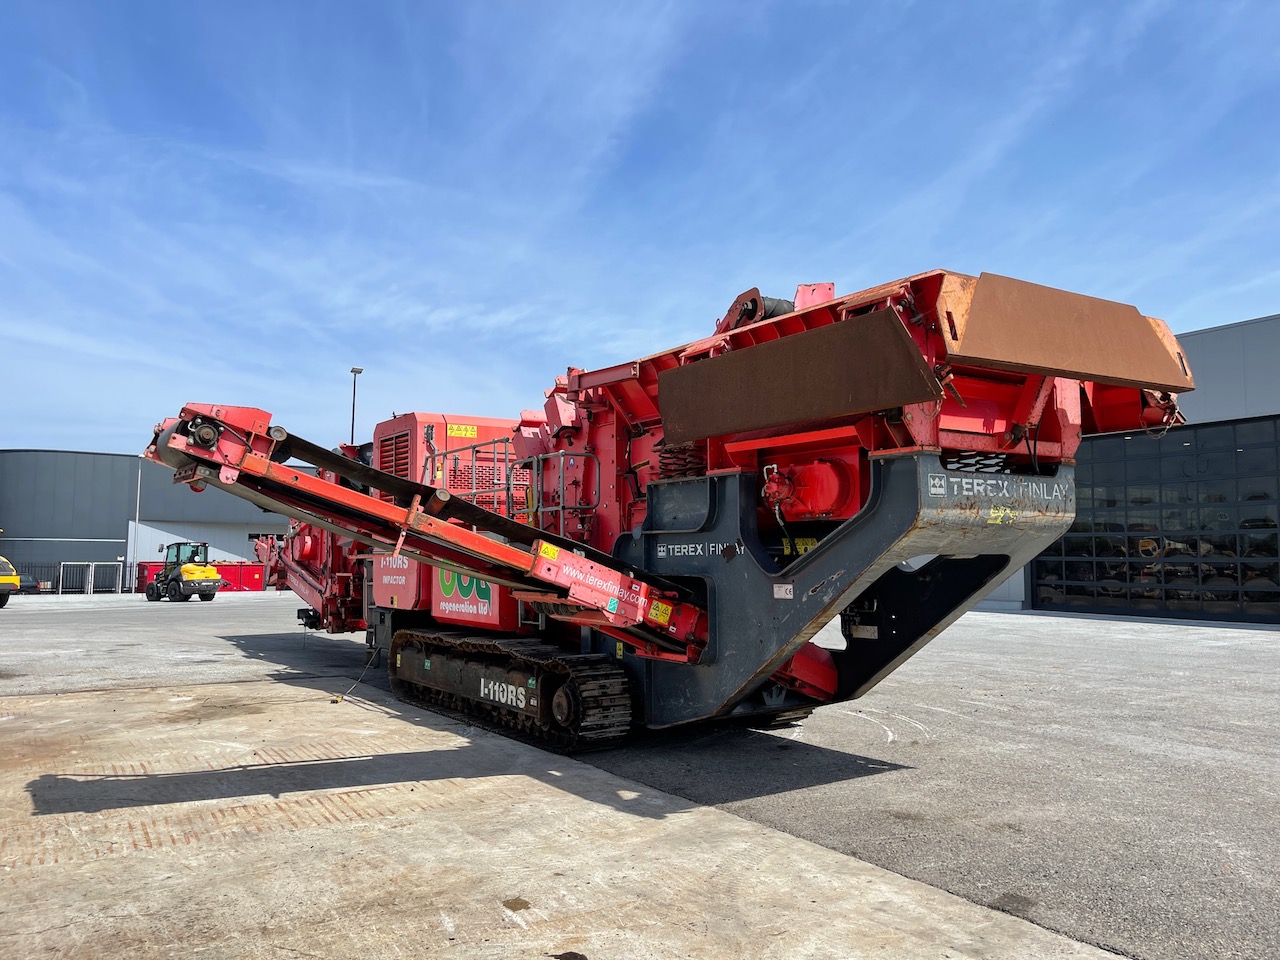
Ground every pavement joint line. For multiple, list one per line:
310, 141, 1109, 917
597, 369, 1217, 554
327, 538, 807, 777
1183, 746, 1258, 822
0, 671, 367, 701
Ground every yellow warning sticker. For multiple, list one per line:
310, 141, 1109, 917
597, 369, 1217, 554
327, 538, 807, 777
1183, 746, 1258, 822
781, 537, 819, 556
538, 542, 560, 561
649, 600, 673, 626
446, 423, 478, 439
615, 641, 625, 659
986, 505, 1019, 525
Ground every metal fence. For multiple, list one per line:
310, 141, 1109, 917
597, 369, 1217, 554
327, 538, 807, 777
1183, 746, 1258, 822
12, 561, 132, 594
57, 562, 123, 594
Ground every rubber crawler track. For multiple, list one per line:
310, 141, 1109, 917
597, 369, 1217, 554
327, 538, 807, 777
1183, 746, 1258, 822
388, 629, 632, 752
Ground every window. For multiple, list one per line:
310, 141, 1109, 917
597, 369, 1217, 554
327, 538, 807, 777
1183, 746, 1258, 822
1032, 415, 1280, 623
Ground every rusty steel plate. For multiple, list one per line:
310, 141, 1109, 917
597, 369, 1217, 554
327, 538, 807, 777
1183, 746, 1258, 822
941, 273, 1194, 392
658, 308, 942, 445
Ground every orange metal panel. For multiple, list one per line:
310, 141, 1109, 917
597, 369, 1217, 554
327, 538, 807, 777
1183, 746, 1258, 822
658, 308, 943, 445
940, 273, 1194, 393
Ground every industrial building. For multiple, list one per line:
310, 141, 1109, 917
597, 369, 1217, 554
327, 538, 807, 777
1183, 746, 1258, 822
0, 451, 285, 591
2, 311, 1277, 616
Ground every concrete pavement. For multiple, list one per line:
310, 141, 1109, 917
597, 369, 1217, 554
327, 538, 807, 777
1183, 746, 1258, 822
596, 612, 1280, 960
0, 593, 1124, 959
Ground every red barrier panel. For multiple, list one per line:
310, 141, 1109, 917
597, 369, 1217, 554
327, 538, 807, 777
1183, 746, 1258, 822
217, 561, 266, 592
134, 561, 167, 593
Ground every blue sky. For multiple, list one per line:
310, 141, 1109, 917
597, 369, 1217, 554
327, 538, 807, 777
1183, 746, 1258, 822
1, 0, 1277, 453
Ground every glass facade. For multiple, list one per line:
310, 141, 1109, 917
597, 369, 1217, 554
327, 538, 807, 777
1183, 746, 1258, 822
1032, 415, 1280, 623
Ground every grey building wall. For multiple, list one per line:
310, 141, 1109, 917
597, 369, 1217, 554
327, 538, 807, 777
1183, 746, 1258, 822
1176, 313, 1280, 424
974, 564, 1026, 612
129, 520, 277, 564
0, 450, 285, 568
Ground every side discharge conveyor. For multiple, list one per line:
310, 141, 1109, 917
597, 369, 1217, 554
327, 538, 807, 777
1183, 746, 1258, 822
146, 269, 1192, 746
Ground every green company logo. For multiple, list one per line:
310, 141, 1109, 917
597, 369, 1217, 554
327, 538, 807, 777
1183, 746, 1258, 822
438, 569, 493, 602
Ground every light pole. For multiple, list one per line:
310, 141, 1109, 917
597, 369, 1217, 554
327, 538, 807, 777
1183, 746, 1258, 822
349, 367, 363, 444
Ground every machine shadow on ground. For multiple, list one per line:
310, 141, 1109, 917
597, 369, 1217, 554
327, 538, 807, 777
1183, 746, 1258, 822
25, 717, 908, 820
589, 724, 908, 807
210, 629, 911, 807
24, 733, 689, 820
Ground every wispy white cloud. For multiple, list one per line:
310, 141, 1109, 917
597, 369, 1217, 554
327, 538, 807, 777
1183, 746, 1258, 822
0, 0, 1277, 453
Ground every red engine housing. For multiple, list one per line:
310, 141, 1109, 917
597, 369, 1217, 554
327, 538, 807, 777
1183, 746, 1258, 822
368, 412, 529, 631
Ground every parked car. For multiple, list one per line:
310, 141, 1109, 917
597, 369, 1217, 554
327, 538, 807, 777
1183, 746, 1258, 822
0, 555, 16, 608
17, 574, 41, 595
